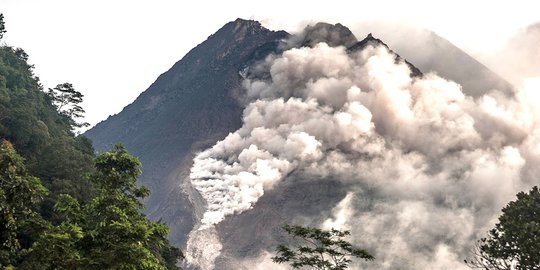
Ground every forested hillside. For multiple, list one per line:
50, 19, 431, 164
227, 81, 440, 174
0, 14, 181, 269
0, 20, 95, 219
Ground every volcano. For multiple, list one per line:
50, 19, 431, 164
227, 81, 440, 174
85, 19, 523, 269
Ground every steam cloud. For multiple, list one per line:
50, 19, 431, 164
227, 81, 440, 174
189, 37, 540, 269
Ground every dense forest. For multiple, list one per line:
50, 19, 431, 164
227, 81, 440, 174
0, 14, 182, 269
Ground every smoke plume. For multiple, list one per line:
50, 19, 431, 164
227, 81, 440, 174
188, 33, 540, 269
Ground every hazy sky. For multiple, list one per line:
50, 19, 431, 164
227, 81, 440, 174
1, 0, 539, 129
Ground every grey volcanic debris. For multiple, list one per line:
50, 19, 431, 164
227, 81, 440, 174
86, 19, 533, 270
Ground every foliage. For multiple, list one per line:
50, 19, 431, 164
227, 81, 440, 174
0, 14, 5, 41
272, 224, 374, 270
0, 140, 48, 266
81, 144, 178, 269
24, 145, 183, 269
0, 15, 182, 269
159, 243, 184, 270
465, 186, 540, 270
0, 14, 96, 222
28, 223, 84, 269
47, 82, 89, 129
464, 241, 514, 270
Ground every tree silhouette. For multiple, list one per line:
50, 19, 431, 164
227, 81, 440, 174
47, 83, 89, 129
273, 224, 373, 270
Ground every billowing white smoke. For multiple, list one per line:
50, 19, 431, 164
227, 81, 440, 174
189, 41, 540, 269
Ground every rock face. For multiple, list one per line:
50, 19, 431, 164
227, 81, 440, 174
85, 18, 288, 246
85, 19, 514, 267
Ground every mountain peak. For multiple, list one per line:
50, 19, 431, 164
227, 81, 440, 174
299, 22, 358, 48
208, 18, 288, 49
348, 33, 423, 77
231, 18, 263, 31
348, 33, 387, 50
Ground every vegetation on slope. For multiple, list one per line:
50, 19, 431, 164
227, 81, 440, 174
0, 14, 182, 269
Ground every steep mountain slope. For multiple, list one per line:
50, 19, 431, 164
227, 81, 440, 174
85, 19, 288, 245
85, 19, 517, 268
407, 31, 513, 96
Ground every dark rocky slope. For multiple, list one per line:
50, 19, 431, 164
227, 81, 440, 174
85, 19, 288, 246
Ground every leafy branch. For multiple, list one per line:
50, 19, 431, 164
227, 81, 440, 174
273, 224, 374, 270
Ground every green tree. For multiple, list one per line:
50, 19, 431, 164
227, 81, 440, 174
22, 195, 83, 269
80, 144, 182, 269
25, 145, 183, 269
272, 224, 374, 270
0, 14, 182, 269
0, 140, 47, 267
47, 82, 89, 129
0, 14, 6, 41
465, 186, 540, 270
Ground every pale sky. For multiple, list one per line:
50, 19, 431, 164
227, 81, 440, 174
1, 0, 539, 130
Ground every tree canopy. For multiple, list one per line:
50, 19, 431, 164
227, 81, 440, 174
0, 14, 6, 41
47, 82, 89, 130
0, 142, 184, 269
0, 14, 182, 269
0, 140, 47, 267
0, 11, 97, 220
272, 224, 374, 270
80, 144, 182, 269
23, 145, 183, 269
465, 186, 540, 270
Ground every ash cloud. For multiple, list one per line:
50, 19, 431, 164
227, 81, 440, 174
188, 28, 540, 269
